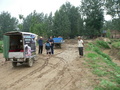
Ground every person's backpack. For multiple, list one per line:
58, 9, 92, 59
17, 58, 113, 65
45, 43, 50, 50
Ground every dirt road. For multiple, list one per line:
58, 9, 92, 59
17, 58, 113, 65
0, 41, 97, 90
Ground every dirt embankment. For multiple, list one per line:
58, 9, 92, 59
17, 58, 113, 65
0, 41, 98, 90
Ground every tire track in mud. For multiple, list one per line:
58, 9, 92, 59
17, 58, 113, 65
7, 54, 66, 89
5, 44, 77, 90
37, 60, 61, 78
44, 56, 74, 90
2, 48, 65, 89
45, 66, 68, 89
7, 57, 49, 88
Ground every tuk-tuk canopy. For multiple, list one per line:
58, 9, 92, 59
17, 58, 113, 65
4, 31, 37, 36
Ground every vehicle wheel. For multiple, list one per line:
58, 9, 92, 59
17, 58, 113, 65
59, 44, 61, 49
19, 62, 23, 65
32, 57, 36, 63
12, 62, 17, 67
28, 58, 33, 67
12, 59, 17, 67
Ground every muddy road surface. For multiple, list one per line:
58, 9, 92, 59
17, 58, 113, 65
0, 41, 96, 90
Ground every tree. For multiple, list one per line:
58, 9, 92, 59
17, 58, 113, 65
53, 2, 83, 38
53, 9, 71, 38
80, 0, 104, 38
22, 11, 45, 33
106, 29, 111, 38
44, 12, 54, 37
17, 14, 24, 31
105, 0, 120, 19
0, 11, 18, 39
69, 6, 82, 38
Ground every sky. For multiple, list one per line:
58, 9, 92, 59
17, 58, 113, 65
0, 0, 111, 21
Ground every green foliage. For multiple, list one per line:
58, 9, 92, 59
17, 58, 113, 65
87, 53, 98, 58
0, 41, 3, 53
96, 40, 110, 49
21, 2, 84, 38
17, 24, 23, 31
105, 3, 120, 33
111, 39, 120, 42
93, 46, 111, 61
93, 69, 108, 76
88, 43, 111, 61
95, 79, 119, 90
53, 2, 83, 38
112, 42, 120, 49
80, 0, 104, 38
86, 42, 120, 90
53, 9, 71, 38
105, 0, 120, 19
106, 29, 111, 38
0, 11, 18, 39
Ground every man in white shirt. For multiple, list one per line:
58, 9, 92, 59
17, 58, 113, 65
78, 36, 84, 58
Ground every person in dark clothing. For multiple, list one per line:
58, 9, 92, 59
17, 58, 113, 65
49, 36, 54, 54
45, 40, 51, 55
38, 37, 43, 54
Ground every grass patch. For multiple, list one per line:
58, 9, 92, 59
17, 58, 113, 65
95, 79, 119, 90
93, 69, 108, 77
88, 43, 112, 61
85, 42, 120, 90
111, 39, 120, 43
96, 40, 110, 49
112, 42, 120, 49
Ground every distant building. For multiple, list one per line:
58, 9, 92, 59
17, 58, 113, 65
110, 30, 120, 39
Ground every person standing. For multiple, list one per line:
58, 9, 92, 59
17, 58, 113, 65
49, 36, 54, 54
78, 36, 84, 58
38, 37, 43, 54
45, 40, 51, 58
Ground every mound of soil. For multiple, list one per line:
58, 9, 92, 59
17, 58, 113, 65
96, 37, 111, 42
109, 48, 120, 59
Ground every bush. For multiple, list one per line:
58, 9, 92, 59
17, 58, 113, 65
93, 46, 112, 61
96, 40, 110, 49
106, 29, 111, 38
112, 42, 120, 49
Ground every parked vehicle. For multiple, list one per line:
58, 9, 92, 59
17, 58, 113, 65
53, 37, 63, 48
3, 31, 38, 67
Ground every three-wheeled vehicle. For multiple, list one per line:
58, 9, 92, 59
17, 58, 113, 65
3, 31, 38, 67
53, 37, 63, 48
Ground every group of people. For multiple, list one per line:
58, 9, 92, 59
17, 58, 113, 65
38, 36, 54, 57
38, 36, 84, 58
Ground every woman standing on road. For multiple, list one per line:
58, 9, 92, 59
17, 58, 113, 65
45, 40, 51, 58
49, 36, 54, 54
78, 36, 84, 58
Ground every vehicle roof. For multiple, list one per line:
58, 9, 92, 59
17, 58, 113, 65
4, 31, 37, 36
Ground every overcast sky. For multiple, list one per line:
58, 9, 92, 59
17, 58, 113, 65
0, 0, 111, 20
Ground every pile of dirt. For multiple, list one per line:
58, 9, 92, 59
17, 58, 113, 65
65, 39, 77, 44
109, 48, 120, 59
96, 37, 111, 42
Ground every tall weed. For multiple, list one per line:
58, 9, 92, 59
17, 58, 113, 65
96, 40, 110, 49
